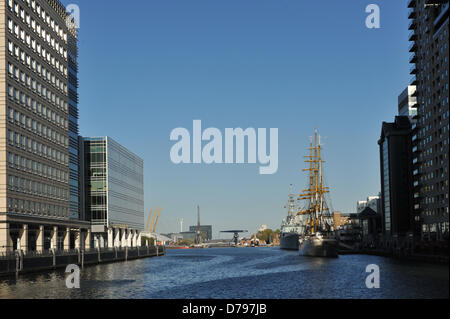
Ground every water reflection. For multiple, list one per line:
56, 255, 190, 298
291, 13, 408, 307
0, 248, 448, 299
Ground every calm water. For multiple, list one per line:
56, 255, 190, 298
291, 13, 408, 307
0, 247, 448, 299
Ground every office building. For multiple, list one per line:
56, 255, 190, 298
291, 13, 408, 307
1, 0, 90, 253
189, 225, 212, 241
379, 116, 414, 241
81, 137, 144, 248
408, 0, 449, 242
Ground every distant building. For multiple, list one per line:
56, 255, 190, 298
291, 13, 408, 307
180, 231, 196, 240
379, 116, 414, 242
188, 225, 212, 241
332, 212, 350, 229
164, 233, 184, 243
81, 137, 144, 248
336, 214, 361, 245
357, 196, 380, 214
398, 86, 418, 121
359, 207, 382, 247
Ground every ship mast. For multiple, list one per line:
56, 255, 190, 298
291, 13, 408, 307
288, 184, 296, 217
297, 129, 330, 235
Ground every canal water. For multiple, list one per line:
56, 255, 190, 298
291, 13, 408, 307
0, 247, 448, 299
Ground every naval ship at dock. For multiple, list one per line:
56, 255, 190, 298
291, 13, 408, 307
280, 185, 305, 250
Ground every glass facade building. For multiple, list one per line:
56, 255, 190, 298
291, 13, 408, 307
83, 137, 144, 232
68, 31, 79, 220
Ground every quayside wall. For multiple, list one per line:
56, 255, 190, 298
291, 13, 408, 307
0, 246, 165, 277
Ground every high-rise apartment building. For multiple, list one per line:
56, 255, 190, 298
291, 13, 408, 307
408, 0, 449, 242
0, 0, 89, 253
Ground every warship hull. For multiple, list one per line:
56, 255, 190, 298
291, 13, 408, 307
280, 233, 300, 250
299, 236, 338, 258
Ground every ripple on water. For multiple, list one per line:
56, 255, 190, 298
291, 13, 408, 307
0, 248, 448, 299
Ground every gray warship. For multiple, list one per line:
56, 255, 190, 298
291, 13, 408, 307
280, 185, 305, 250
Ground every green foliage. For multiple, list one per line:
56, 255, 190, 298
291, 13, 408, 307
256, 229, 277, 243
178, 239, 194, 246
141, 236, 155, 246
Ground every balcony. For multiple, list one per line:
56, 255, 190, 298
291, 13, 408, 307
433, 3, 449, 28
409, 31, 417, 41
413, 196, 422, 205
410, 75, 418, 85
408, 0, 416, 8
410, 64, 417, 75
425, 0, 449, 5
408, 20, 416, 30
408, 9, 416, 19
410, 53, 417, 63
409, 41, 417, 52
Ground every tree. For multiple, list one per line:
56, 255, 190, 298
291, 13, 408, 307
256, 229, 277, 244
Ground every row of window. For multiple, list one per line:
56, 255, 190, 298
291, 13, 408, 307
7, 12, 67, 62
8, 152, 68, 184
9, 0, 68, 43
8, 130, 69, 166
8, 40, 68, 99
8, 34, 68, 84
8, 83, 68, 133
7, 175, 69, 201
422, 222, 449, 236
8, 106, 68, 149
7, 197, 69, 219
8, 53, 67, 97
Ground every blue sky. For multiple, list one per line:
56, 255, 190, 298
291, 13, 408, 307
61, 0, 411, 238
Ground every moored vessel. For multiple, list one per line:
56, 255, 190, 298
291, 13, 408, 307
280, 185, 304, 250
297, 129, 338, 258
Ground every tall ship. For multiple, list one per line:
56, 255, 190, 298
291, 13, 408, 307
280, 185, 305, 250
297, 129, 338, 258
